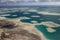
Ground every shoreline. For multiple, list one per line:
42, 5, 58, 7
0, 17, 46, 40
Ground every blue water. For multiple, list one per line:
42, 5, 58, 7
35, 25, 60, 40
1, 10, 60, 24
0, 7, 60, 40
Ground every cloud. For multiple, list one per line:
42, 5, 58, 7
0, 0, 60, 2
0, 0, 16, 2
1, 0, 60, 6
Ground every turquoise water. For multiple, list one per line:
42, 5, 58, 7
0, 7, 60, 40
35, 25, 60, 40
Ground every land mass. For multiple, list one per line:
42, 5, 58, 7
0, 17, 45, 40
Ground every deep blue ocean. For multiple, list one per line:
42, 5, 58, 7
0, 7, 60, 40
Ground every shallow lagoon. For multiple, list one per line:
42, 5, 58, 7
0, 7, 60, 40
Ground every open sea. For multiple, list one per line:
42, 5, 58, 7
0, 7, 60, 40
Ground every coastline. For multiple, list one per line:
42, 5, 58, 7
0, 17, 46, 40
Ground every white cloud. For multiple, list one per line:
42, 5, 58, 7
1, 0, 60, 6
1, 0, 60, 2
48, 0, 52, 2
35, 0, 39, 2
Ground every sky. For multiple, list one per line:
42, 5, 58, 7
0, 0, 60, 6
0, 0, 60, 2
0, 0, 60, 3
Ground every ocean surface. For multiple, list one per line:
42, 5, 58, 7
0, 7, 60, 40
